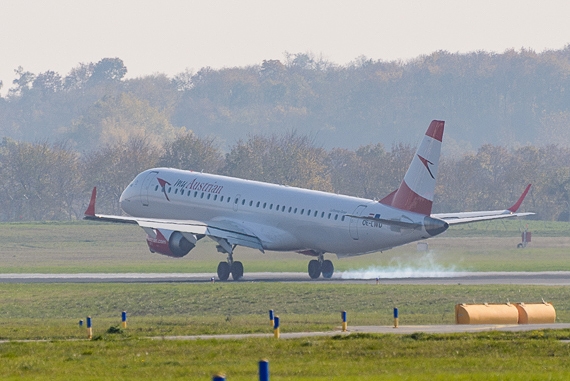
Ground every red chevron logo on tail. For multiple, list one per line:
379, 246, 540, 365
417, 155, 435, 179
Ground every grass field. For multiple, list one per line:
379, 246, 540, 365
0, 220, 569, 379
1, 281, 570, 379
1, 283, 570, 379
0, 220, 569, 273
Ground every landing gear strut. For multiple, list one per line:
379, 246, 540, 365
215, 240, 243, 281
307, 254, 334, 279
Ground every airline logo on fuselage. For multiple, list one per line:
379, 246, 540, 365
156, 177, 224, 201
157, 178, 171, 201
173, 178, 224, 194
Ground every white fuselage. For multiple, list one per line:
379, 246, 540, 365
119, 168, 434, 256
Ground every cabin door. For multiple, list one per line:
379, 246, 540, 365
140, 171, 159, 207
349, 205, 367, 240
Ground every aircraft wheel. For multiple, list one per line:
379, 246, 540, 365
231, 261, 244, 280
321, 259, 334, 279
308, 259, 322, 279
217, 261, 231, 281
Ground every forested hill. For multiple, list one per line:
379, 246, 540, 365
1, 48, 570, 152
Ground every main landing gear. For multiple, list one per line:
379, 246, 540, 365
215, 239, 243, 281
308, 254, 334, 279
217, 259, 243, 281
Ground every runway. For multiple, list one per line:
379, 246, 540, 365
1, 271, 570, 284
154, 323, 570, 341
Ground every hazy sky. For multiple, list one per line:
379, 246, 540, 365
1, 0, 569, 93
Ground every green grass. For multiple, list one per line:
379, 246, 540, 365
1, 221, 570, 378
0, 220, 569, 273
0, 283, 569, 339
2, 330, 570, 379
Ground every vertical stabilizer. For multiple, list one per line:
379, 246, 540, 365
387, 120, 444, 215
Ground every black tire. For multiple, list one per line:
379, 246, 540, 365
217, 261, 231, 281
517, 243, 523, 249
308, 259, 322, 279
231, 261, 244, 280
322, 259, 334, 279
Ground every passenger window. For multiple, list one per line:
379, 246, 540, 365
220, 196, 224, 201
314, 211, 318, 217
263, 203, 266, 209
328, 213, 331, 219
276, 204, 279, 210
214, 195, 218, 201
242, 199, 246, 205
269, 204, 273, 210
194, 191, 198, 197
201, 193, 204, 198
256, 201, 260, 207
175, 189, 178, 194
249, 200, 253, 206
341, 216, 345, 221
235, 198, 239, 204
227, 198, 232, 203
300, 209, 304, 214
282, 206, 286, 212
168, 187, 172, 193
307, 209, 311, 216
207, 194, 211, 200
294, 208, 297, 213
335, 214, 338, 220
155, 185, 158, 191
321, 212, 324, 218
288, 207, 292, 213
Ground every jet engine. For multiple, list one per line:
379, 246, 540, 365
146, 229, 197, 258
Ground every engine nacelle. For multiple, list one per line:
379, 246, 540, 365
146, 229, 196, 258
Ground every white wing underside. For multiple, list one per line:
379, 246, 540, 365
86, 213, 265, 251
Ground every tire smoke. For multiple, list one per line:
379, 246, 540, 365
340, 251, 466, 279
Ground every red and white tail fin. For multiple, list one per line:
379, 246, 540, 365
381, 120, 444, 215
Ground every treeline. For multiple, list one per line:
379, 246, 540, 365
0, 132, 567, 222
1, 48, 570, 152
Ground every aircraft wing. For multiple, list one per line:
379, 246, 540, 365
432, 184, 534, 225
84, 188, 265, 251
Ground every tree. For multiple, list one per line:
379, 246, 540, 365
223, 131, 332, 191
32, 71, 63, 95
8, 66, 35, 97
158, 131, 223, 173
89, 58, 127, 84
82, 137, 160, 214
0, 139, 82, 220
68, 92, 181, 150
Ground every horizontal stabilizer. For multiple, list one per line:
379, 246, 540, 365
433, 184, 534, 225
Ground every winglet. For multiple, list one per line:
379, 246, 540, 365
85, 187, 97, 217
508, 184, 532, 213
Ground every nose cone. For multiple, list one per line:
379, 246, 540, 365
119, 182, 138, 212
424, 216, 449, 237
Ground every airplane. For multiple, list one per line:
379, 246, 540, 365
84, 120, 534, 280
